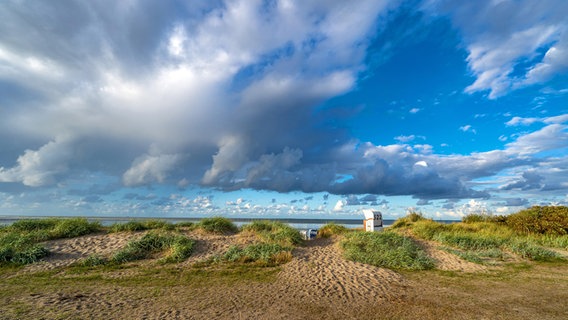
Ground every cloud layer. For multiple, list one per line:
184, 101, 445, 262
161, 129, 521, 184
0, 0, 567, 217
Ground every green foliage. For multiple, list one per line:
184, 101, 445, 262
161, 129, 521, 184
109, 220, 175, 233
0, 218, 100, 266
198, 217, 238, 234
506, 240, 562, 262
0, 244, 49, 265
340, 231, 435, 270
50, 218, 101, 238
175, 222, 196, 228
10, 219, 58, 232
462, 213, 493, 224
391, 212, 427, 228
109, 221, 147, 232
405, 216, 566, 263
79, 254, 107, 267
505, 206, 568, 235
317, 223, 349, 238
224, 243, 292, 265
111, 232, 195, 264
241, 221, 302, 246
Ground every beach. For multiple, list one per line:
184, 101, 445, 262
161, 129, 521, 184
2, 229, 567, 319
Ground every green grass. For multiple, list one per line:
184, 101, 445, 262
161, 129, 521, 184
317, 222, 350, 238
0, 218, 101, 266
223, 243, 293, 266
111, 232, 196, 264
108, 219, 175, 233
340, 231, 435, 270
241, 221, 302, 246
197, 217, 238, 234
392, 212, 566, 263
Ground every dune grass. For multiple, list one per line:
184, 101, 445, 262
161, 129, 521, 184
110, 232, 195, 264
108, 219, 175, 233
340, 231, 435, 270
197, 217, 238, 234
392, 209, 566, 263
317, 222, 350, 238
241, 220, 302, 246
0, 218, 101, 265
224, 243, 293, 266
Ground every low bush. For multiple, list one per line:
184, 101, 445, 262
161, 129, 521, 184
340, 231, 435, 270
198, 217, 238, 234
505, 206, 568, 236
317, 223, 349, 238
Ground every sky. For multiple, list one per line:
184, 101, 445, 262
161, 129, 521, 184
0, 0, 567, 220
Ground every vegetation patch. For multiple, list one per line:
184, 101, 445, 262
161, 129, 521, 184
109, 219, 175, 233
340, 231, 435, 270
317, 222, 350, 238
0, 218, 101, 266
111, 232, 195, 264
392, 208, 568, 264
197, 217, 238, 234
223, 243, 293, 266
241, 221, 302, 246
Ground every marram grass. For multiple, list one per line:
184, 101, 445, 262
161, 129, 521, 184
340, 231, 435, 270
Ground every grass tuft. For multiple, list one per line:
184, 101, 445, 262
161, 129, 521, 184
317, 223, 349, 238
340, 231, 435, 270
198, 217, 238, 234
111, 232, 195, 264
241, 221, 302, 246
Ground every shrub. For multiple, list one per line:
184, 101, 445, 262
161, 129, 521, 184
198, 217, 238, 234
340, 231, 435, 270
317, 223, 349, 238
506, 206, 568, 236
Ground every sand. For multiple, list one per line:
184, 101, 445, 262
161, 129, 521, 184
3, 231, 505, 319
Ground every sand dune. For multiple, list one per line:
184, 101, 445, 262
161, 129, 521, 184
6, 231, 501, 319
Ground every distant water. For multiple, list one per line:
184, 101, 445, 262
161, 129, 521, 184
0, 216, 459, 229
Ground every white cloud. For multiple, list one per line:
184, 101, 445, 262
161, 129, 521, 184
123, 153, 181, 187
0, 138, 72, 187
459, 125, 476, 134
409, 108, 420, 114
425, 0, 568, 98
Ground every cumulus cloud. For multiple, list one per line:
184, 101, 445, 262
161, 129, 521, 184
0, 0, 567, 217
123, 152, 181, 187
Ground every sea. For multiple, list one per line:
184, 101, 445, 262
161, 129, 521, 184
0, 216, 459, 230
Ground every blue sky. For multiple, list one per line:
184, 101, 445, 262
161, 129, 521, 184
0, 0, 567, 220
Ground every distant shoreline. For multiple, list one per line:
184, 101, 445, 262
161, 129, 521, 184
0, 215, 459, 228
